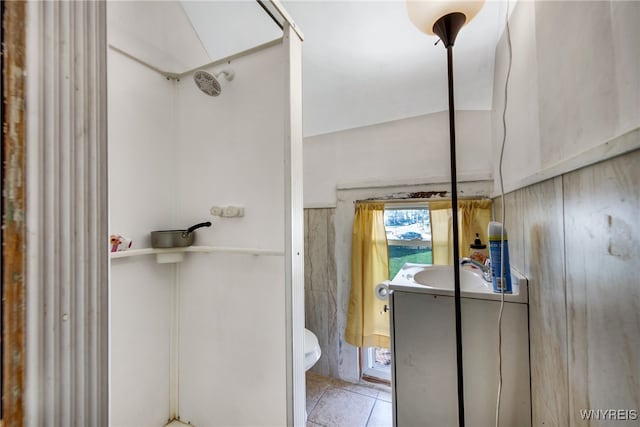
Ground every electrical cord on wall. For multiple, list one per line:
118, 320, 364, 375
496, 0, 513, 426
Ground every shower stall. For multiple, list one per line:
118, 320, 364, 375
107, 2, 304, 426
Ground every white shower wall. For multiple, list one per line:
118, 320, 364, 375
108, 48, 176, 427
108, 8, 288, 427
174, 46, 286, 250
174, 44, 287, 426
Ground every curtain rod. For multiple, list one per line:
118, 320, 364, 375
357, 196, 491, 205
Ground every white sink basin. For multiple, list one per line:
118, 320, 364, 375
413, 265, 490, 293
387, 263, 528, 303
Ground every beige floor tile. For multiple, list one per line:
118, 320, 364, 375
366, 400, 392, 427
309, 388, 375, 427
376, 390, 392, 403
307, 371, 329, 382
306, 372, 332, 414
340, 382, 379, 398
329, 377, 385, 398
362, 381, 392, 393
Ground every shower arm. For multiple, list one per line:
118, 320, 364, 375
216, 70, 235, 81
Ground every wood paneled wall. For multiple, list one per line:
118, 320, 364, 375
495, 149, 639, 426
2, 1, 27, 424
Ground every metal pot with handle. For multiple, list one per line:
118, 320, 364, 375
150, 221, 212, 248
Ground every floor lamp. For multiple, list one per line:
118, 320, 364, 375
406, 2, 485, 426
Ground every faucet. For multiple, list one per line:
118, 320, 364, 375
460, 257, 492, 283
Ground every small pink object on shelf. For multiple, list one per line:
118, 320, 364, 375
110, 234, 132, 253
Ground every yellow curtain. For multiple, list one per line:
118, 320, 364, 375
345, 203, 390, 349
430, 199, 492, 265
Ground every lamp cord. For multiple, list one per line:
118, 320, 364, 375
496, 1, 512, 427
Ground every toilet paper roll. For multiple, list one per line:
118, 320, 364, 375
375, 282, 390, 300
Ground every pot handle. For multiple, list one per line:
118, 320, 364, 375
186, 221, 212, 234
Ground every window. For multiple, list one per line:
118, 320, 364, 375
385, 206, 432, 278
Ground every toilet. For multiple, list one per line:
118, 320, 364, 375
304, 328, 321, 371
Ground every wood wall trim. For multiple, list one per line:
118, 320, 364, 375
2, 0, 27, 424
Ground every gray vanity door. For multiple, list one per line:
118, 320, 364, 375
391, 291, 458, 426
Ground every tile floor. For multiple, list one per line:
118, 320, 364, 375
306, 372, 392, 427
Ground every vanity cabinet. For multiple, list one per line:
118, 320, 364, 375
390, 290, 531, 427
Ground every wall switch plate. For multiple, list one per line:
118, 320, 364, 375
221, 206, 244, 217
211, 206, 244, 217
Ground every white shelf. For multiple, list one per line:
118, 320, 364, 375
110, 245, 284, 263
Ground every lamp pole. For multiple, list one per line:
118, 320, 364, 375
406, 2, 484, 423
432, 12, 467, 427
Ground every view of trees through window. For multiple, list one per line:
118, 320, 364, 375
384, 208, 432, 278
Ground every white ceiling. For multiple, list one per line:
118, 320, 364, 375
182, 0, 511, 137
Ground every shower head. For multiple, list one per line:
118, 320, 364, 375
193, 69, 235, 97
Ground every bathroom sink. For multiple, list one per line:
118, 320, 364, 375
413, 265, 490, 292
387, 263, 528, 303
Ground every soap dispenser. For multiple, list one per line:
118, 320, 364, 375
469, 233, 488, 264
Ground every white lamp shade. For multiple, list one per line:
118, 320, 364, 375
406, 0, 485, 35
